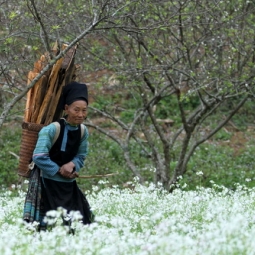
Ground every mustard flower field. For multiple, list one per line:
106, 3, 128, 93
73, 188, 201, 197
1, 180, 255, 255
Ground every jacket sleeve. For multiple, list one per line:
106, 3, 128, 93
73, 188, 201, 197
32, 123, 60, 176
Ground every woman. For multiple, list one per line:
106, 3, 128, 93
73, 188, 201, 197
23, 81, 94, 230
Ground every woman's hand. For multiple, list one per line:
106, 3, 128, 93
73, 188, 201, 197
59, 162, 79, 179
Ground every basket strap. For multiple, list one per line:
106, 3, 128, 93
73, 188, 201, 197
52, 122, 60, 145
52, 122, 85, 146
80, 124, 85, 138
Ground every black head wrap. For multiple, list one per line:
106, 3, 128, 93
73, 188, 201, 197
61, 82, 88, 109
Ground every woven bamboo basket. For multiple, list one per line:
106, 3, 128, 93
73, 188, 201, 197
18, 43, 78, 177
18, 122, 45, 177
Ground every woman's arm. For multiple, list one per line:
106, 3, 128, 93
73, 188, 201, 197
32, 123, 60, 176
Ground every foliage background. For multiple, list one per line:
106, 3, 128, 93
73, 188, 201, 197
1, 0, 255, 191
1, 97, 255, 191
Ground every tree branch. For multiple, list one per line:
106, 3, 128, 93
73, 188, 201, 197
0, 13, 105, 128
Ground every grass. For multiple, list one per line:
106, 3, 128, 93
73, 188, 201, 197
1, 180, 255, 254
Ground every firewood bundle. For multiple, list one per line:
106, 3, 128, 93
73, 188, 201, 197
24, 42, 78, 125
18, 42, 78, 177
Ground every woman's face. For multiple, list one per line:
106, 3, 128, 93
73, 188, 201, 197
64, 100, 88, 125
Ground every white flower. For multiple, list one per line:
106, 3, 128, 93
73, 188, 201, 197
182, 183, 187, 189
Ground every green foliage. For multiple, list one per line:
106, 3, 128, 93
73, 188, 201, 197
119, 110, 135, 123
0, 124, 21, 186
179, 138, 255, 190
1, 0, 255, 192
90, 94, 112, 112
213, 129, 232, 141
155, 93, 200, 125
156, 95, 180, 121
231, 98, 255, 128
77, 131, 133, 191
1, 116, 255, 192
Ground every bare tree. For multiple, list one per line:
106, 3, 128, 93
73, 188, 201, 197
79, 0, 255, 190
0, 0, 254, 190
0, 0, 113, 126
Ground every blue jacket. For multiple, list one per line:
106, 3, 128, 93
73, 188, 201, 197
32, 119, 89, 182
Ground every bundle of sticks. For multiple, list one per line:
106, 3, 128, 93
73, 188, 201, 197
18, 42, 78, 177
24, 42, 78, 125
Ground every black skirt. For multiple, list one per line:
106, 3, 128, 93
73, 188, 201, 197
40, 177, 94, 225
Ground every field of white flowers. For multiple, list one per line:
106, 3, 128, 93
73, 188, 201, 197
1, 179, 255, 255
